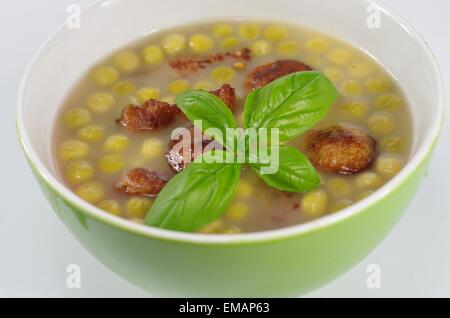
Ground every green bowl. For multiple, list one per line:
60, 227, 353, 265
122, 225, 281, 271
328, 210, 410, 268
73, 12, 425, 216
17, 0, 444, 297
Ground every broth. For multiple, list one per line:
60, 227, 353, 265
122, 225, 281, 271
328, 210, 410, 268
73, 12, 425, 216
54, 21, 412, 234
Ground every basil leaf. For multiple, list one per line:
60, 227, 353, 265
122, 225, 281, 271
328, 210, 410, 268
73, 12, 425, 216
244, 71, 338, 141
145, 151, 241, 232
176, 90, 237, 147
250, 145, 320, 193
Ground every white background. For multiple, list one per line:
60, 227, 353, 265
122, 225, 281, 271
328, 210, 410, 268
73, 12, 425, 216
0, 0, 449, 298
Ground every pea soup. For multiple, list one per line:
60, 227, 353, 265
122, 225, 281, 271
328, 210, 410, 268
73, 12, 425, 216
54, 21, 412, 234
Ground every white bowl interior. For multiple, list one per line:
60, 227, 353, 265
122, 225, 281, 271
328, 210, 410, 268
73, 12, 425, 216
17, 0, 443, 240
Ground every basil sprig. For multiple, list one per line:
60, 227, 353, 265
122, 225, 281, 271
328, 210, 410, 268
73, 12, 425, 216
249, 145, 321, 193
176, 90, 237, 147
145, 94, 240, 231
146, 151, 241, 232
245, 71, 338, 141
145, 71, 338, 232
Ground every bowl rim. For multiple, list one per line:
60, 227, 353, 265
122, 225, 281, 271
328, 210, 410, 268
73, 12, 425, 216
16, 0, 445, 245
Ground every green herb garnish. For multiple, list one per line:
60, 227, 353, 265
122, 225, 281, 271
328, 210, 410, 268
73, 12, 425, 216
144, 151, 241, 232
145, 71, 338, 232
245, 71, 338, 141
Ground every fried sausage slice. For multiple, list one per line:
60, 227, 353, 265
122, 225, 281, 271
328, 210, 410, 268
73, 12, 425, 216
246, 60, 313, 90
118, 99, 180, 132
116, 168, 167, 197
166, 126, 220, 172
305, 126, 378, 175
210, 84, 236, 110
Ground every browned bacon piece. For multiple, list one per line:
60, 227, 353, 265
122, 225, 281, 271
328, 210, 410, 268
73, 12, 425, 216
170, 48, 251, 75
116, 168, 167, 197
304, 126, 378, 175
210, 84, 236, 110
117, 99, 180, 132
118, 83, 236, 131
166, 126, 220, 172
246, 59, 313, 90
